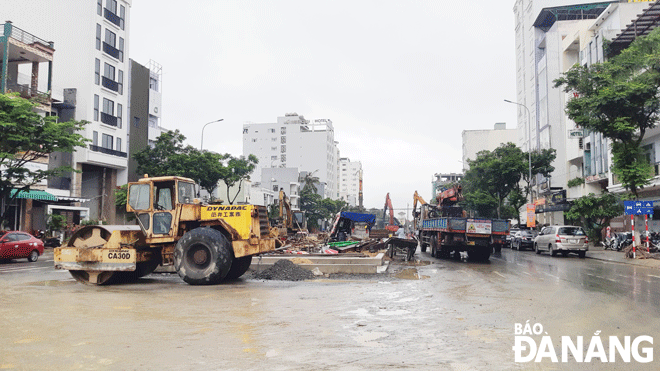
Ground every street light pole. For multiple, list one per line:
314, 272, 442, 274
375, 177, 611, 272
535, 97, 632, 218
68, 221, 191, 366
504, 99, 533, 205
200, 119, 224, 151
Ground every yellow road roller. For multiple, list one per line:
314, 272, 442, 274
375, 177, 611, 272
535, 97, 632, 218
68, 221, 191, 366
54, 175, 278, 285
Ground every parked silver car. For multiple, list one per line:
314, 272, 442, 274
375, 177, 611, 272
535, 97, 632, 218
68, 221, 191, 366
534, 225, 588, 258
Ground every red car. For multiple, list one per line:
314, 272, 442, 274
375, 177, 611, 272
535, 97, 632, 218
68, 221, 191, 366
0, 231, 45, 262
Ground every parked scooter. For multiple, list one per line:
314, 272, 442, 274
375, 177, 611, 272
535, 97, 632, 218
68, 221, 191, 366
36, 230, 61, 248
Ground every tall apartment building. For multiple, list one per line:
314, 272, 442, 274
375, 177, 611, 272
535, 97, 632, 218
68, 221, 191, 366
4, 0, 132, 223
127, 59, 163, 183
338, 158, 362, 206
243, 113, 338, 199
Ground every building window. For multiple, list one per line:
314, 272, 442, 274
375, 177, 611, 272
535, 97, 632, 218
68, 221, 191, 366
95, 58, 100, 85
281, 154, 286, 162
118, 37, 124, 62
117, 103, 122, 128
105, 29, 116, 47
93, 131, 98, 146
271, 146, 277, 151
97, 0, 102, 15
243, 128, 248, 134
133, 117, 140, 127
106, 0, 117, 14
94, 94, 99, 121
271, 155, 277, 160
102, 133, 113, 150
251, 138, 257, 143
149, 76, 158, 91
118, 70, 123, 94
102, 98, 114, 115
273, 185, 278, 192
119, 5, 125, 30
271, 137, 277, 141
281, 127, 286, 134
269, 128, 275, 133
281, 145, 286, 153
96, 24, 101, 50
116, 137, 122, 152
103, 63, 115, 80
281, 136, 286, 144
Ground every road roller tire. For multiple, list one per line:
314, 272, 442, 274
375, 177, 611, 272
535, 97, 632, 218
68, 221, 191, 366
66, 225, 142, 285
174, 227, 233, 285
225, 256, 252, 280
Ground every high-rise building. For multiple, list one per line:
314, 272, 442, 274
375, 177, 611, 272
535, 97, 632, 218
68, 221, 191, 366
338, 158, 362, 206
3, 0, 132, 223
243, 113, 338, 199
513, 0, 651, 225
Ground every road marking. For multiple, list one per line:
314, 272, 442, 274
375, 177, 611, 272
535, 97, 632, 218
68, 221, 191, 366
542, 272, 560, 279
648, 275, 660, 280
493, 271, 505, 278
522, 272, 531, 276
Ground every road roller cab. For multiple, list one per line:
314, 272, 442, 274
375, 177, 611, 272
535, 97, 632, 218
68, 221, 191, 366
54, 175, 277, 285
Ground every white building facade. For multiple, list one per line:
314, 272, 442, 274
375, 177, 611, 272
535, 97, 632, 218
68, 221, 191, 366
338, 158, 362, 206
461, 123, 517, 172
512, 0, 650, 225
242, 113, 339, 200
4, 0, 132, 223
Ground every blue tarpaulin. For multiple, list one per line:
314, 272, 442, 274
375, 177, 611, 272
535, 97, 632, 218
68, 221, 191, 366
339, 212, 376, 226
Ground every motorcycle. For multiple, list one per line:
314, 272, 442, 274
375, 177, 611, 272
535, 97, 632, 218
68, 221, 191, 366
36, 230, 61, 248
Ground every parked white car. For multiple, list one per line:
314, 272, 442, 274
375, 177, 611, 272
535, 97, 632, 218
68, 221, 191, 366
534, 225, 588, 258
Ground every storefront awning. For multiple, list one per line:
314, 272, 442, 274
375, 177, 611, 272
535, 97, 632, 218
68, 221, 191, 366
10, 189, 58, 202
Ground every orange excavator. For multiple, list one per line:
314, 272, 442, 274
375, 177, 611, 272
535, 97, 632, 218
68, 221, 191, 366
435, 184, 466, 218
383, 193, 399, 232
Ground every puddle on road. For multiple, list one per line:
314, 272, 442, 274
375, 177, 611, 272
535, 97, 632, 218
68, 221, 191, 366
395, 268, 429, 280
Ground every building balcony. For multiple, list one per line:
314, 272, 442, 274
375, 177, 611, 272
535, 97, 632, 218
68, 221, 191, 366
103, 8, 122, 27
102, 42, 120, 59
89, 145, 127, 158
101, 112, 118, 127
5, 82, 51, 106
101, 76, 119, 92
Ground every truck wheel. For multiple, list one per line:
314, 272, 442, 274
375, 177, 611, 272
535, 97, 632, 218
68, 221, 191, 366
225, 256, 252, 280
420, 243, 427, 253
174, 227, 233, 285
430, 235, 438, 258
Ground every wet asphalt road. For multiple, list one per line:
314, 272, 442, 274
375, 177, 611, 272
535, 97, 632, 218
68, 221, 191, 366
1, 247, 659, 370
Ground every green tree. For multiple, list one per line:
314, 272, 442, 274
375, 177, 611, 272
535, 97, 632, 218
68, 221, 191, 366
186, 150, 230, 201
522, 148, 557, 197
133, 130, 189, 177
218, 154, 258, 205
299, 182, 323, 230
564, 193, 623, 242
0, 93, 88, 226
463, 143, 526, 218
133, 131, 258, 204
555, 28, 660, 198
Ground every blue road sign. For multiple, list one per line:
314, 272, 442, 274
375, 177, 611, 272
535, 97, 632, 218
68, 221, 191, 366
624, 201, 654, 215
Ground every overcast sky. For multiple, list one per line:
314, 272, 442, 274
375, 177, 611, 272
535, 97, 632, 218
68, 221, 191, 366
129, 1, 518, 217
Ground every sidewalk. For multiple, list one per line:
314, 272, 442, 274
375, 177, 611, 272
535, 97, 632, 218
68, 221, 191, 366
587, 244, 660, 269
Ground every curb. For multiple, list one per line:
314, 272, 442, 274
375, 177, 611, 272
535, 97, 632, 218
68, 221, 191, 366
586, 252, 660, 269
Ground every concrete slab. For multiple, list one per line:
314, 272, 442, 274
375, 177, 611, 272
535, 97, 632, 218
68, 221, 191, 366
249, 253, 387, 274
155, 253, 389, 274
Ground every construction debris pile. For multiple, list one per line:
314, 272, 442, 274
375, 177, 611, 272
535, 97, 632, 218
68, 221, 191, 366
252, 259, 315, 281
